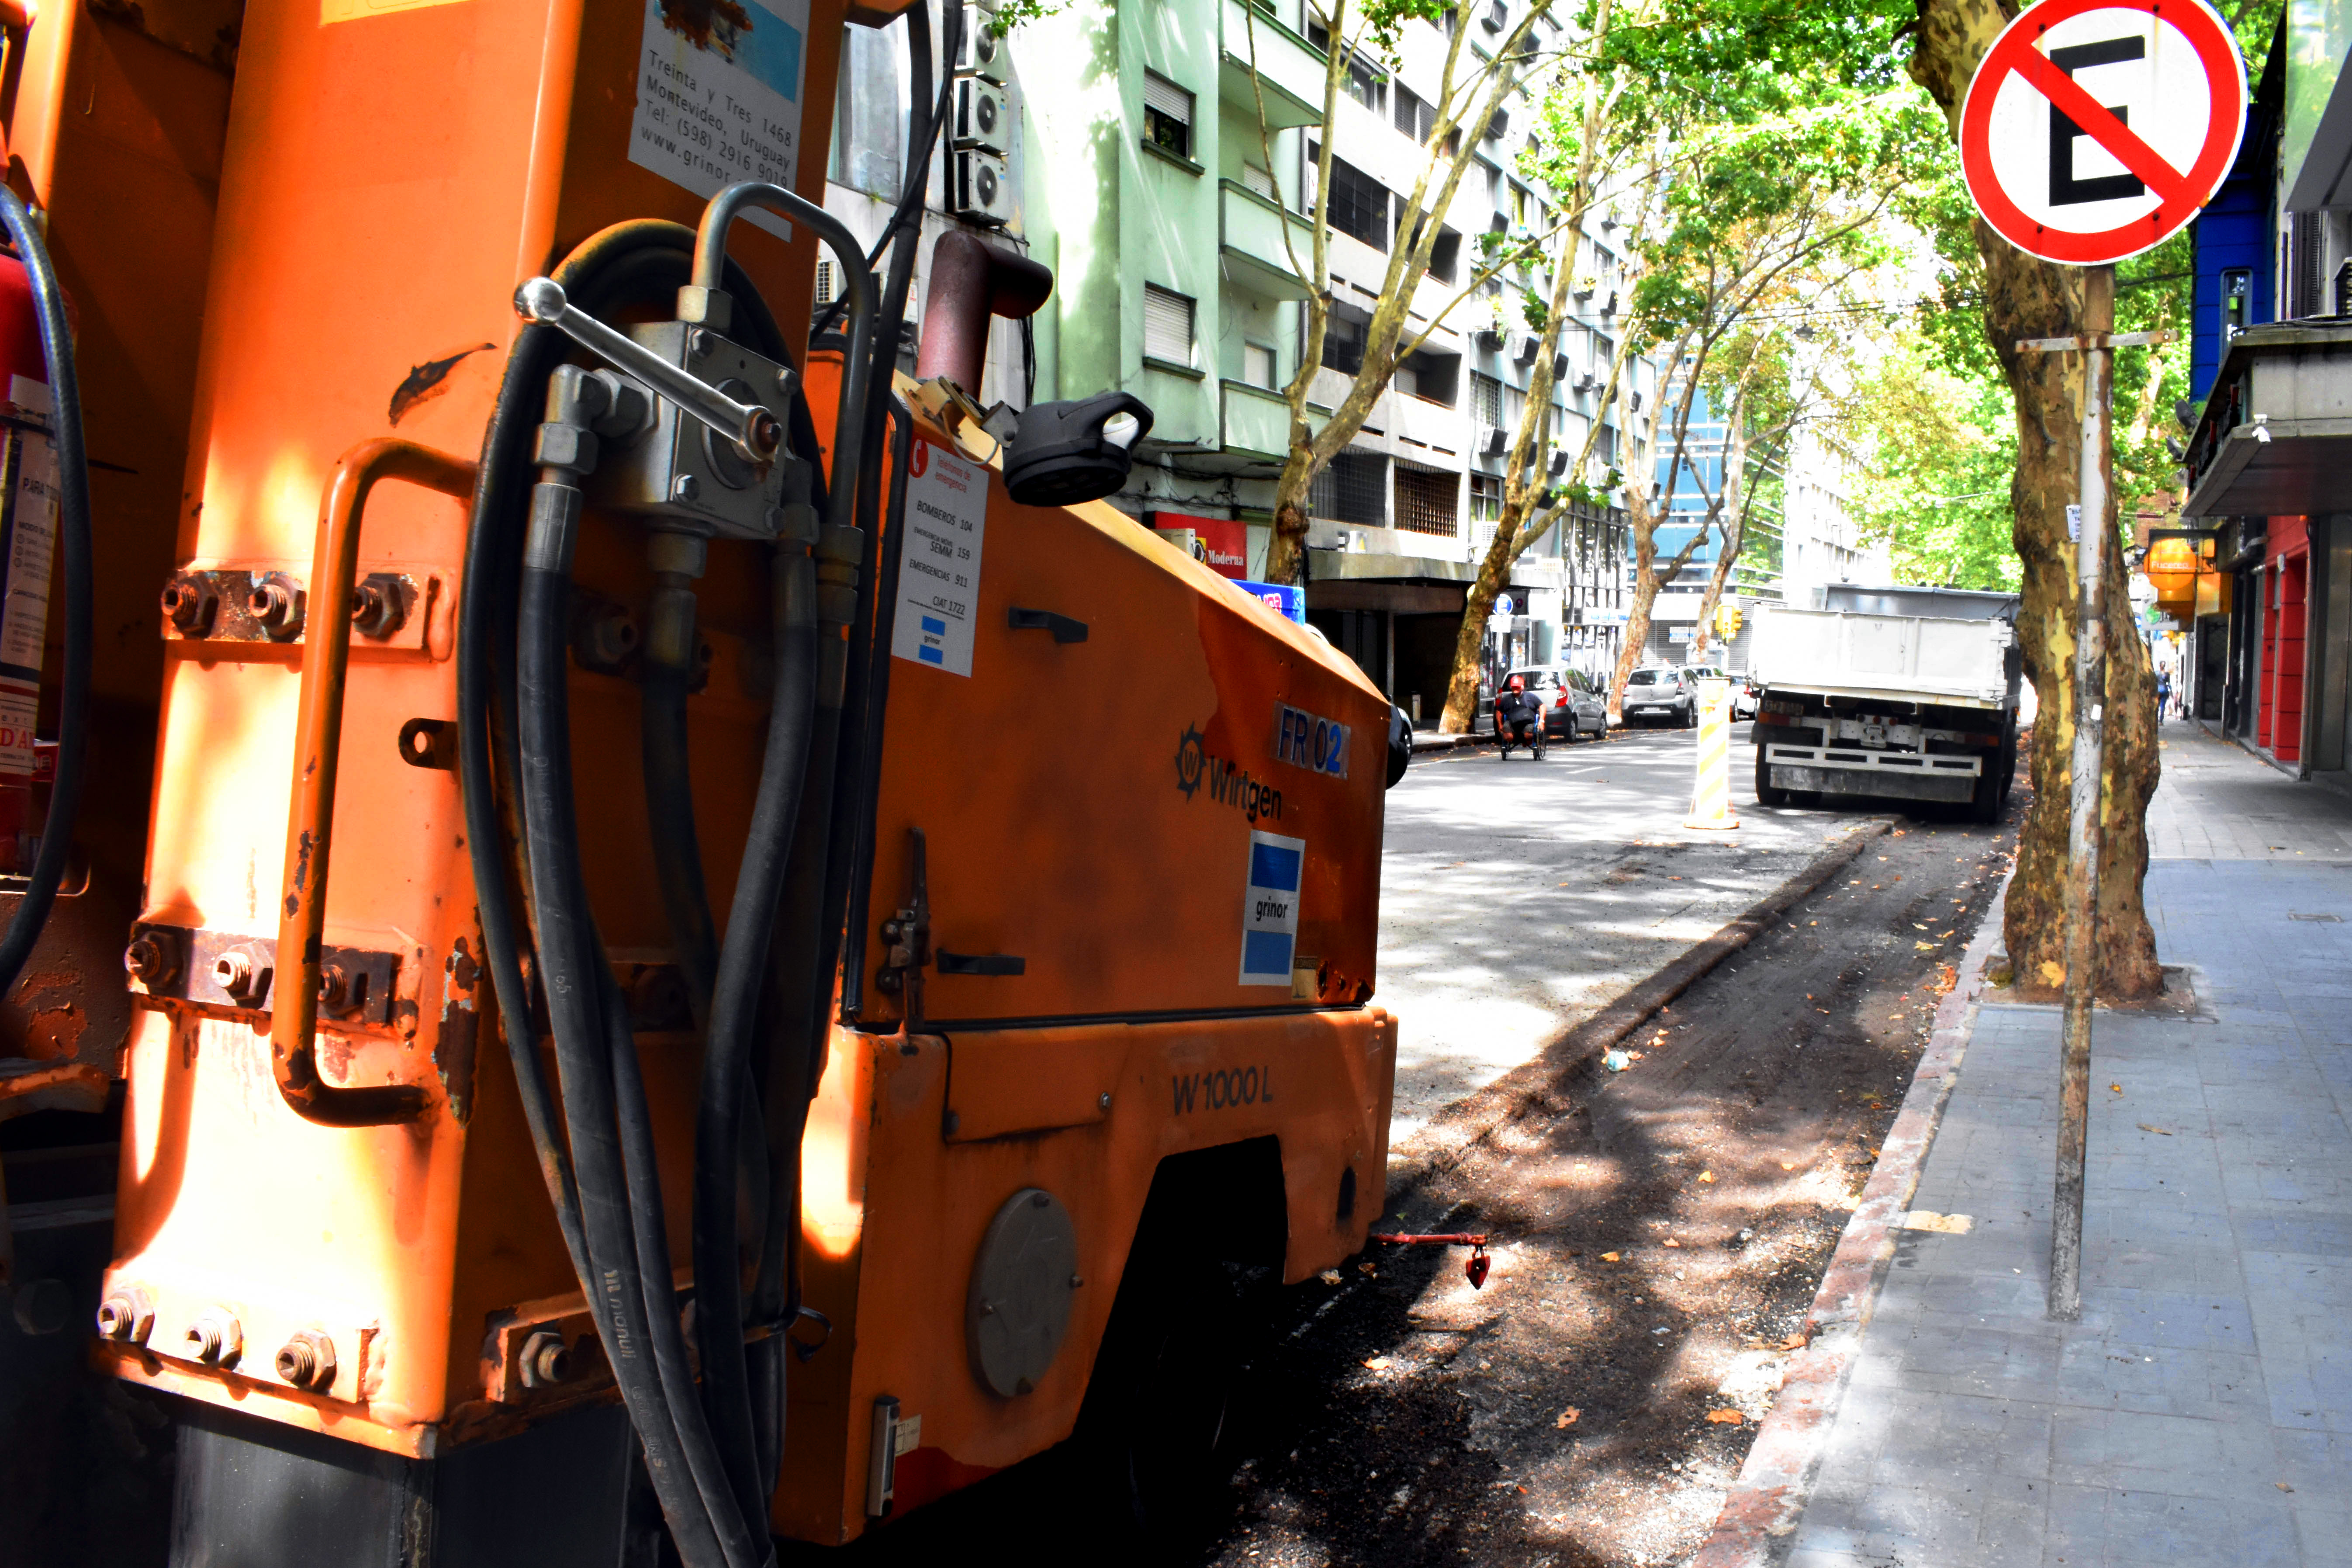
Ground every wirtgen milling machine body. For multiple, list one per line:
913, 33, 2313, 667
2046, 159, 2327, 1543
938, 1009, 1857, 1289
0, 0, 1402, 1558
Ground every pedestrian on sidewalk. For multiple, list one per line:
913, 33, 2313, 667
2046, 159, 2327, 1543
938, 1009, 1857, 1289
2156, 665, 2172, 720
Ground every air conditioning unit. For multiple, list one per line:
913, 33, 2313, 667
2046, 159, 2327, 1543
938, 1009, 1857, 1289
958, 6, 1008, 83
1473, 328, 1503, 351
1512, 334, 1538, 366
1478, 425, 1507, 457
956, 78, 1009, 154
1547, 448, 1570, 478
952, 151, 1012, 226
1550, 351, 1568, 381
1575, 370, 1597, 393
1630, 390, 1643, 412
1487, 211, 1509, 233
1485, 108, 1508, 139
1601, 290, 1619, 317
1480, 0, 1507, 31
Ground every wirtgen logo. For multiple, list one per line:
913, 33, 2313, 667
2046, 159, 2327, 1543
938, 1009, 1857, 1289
1172, 724, 1283, 823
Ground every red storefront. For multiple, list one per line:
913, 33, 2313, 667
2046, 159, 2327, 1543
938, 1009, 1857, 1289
2258, 515, 2309, 763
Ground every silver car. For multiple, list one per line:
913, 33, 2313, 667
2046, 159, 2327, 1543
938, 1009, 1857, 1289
1622, 665, 1697, 727
1507, 665, 1608, 740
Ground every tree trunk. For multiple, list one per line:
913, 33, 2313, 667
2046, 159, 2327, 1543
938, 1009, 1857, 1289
1910, 0, 2163, 1000
1439, 539, 1511, 732
1607, 492, 1664, 724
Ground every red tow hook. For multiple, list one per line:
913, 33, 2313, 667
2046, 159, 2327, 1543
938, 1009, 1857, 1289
1370, 1231, 1493, 1289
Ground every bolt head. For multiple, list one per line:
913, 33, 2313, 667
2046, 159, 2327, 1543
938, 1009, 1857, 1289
213, 950, 253, 997
688, 327, 713, 358
1097, 1091, 1112, 1111
125, 933, 172, 985
672, 473, 701, 503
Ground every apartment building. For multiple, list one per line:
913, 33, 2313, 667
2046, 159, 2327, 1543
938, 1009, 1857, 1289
821, 0, 1644, 720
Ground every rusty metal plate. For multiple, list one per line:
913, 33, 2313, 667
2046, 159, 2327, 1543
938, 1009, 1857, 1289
128, 924, 399, 1027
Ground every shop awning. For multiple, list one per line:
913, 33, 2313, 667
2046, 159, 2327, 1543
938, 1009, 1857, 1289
2182, 321, 2352, 519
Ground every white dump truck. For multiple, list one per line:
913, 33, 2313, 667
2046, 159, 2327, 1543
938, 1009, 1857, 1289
1750, 585, 2023, 823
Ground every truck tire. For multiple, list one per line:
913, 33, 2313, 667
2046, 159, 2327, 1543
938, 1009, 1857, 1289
1755, 745, 1788, 807
1968, 757, 2002, 824
1998, 719, 2018, 800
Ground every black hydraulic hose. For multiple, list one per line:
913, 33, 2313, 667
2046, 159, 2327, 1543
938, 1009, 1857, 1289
642, 587, 719, 1024
834, 397, 916, 1021
0, 189, 90, 1002
516, 477, 732, 1568
693, 536, 818, 1537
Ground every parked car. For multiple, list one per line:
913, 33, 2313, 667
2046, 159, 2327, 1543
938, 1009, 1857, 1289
1622, 665, 1698, 726
1680, 663, 1758, 719
1507, 664, 1608, 740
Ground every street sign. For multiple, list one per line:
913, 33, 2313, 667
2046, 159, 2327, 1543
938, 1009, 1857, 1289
1959, 0, 2245, 265
1496, 594, 1515, 616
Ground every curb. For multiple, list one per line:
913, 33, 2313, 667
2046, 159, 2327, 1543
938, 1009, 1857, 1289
1383, 813, 1900, 1201
1686, 863, 2016, 1568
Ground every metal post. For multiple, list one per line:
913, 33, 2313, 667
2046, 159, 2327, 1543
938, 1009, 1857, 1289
2050, 264, 2112, 1322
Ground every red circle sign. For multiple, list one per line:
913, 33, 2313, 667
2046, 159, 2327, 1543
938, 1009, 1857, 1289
1959, 0, 2246, 266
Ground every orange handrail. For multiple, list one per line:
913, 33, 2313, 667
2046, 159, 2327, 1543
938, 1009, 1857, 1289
271, 438, 474, 1126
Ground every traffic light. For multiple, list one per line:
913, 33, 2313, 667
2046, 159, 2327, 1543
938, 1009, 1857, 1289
1716, 602, 1743, 639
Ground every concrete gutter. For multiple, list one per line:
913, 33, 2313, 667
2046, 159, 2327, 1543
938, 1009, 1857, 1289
1383, 813, 1899, 1198
1685, 862, 2015, 1568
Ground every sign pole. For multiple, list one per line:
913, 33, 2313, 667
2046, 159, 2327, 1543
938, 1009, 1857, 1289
2050, 263, 2113, 1323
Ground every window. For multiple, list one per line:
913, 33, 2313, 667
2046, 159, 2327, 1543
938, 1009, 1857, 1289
1394, 464, 1459, 537
1394, 84, 1436, 145
1426, 226, 1462, 283
1325, 157, 1388, 249
1397, 348, 1459, 405
1311, 450, 1388, 525
1342, 52, 1385, 112
1322, 305, 1370, 374
1471, 372, 1503, 427
1144, 284, 1195, 365
1470, 472, 1502, 525
1244, 342, 1277, 388
1242, 162, 1277, 201
1143, 71, 1193, 160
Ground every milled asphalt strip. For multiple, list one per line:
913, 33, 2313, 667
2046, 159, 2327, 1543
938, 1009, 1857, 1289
1382, 813, 1900, 1201
1686, 866, 2015, 1568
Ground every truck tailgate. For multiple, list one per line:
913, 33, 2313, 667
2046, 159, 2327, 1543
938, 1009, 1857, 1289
1753, 608, 2010, 706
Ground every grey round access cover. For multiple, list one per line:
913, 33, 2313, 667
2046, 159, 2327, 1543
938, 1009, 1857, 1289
965, 1186, 1079, 1398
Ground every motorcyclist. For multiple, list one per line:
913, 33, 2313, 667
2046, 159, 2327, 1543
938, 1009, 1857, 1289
1496, 674, 1546, 759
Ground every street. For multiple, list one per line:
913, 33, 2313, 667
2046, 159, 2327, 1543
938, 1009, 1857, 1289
806, 727, 2020, 1566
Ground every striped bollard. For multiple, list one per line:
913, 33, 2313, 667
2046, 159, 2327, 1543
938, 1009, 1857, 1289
1684, 676, 1740, 831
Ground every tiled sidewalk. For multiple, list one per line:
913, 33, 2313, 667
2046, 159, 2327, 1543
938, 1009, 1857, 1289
1778, 727, 2352, 1567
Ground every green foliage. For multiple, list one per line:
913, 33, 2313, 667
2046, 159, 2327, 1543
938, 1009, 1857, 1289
1852, 341, 2021, 590
983, 0, 1069, 38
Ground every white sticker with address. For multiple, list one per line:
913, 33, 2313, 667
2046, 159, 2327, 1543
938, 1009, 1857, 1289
891, 440, 989, 678
629, 0, 808, 239
1239, 829, 1306, 986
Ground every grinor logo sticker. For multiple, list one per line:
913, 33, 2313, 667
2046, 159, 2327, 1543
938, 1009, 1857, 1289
1239, 829, 1305, 986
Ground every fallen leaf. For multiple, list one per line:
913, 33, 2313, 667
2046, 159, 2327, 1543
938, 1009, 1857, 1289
1319, 1269, 1342, 1285
1698, 1170, 1716, 1184
2110, 1083, 2123, 1093
1664, 1238, 1680, 1248
1780, 1161, 1798, 1171
1516, 1485, 1528, 1495
2278, 1482, 2295, 1493
1780, 1333, 1807, 1350
1556, 1408, 1581, 1428
1363, 1356, 1392, 1371
1601, 1251, 1621, 1262
2137, 1123, 2175, 1136
1915, 941, 1937, 951
1358, 1261, 1378, 1275
1706, 1409, 1745, 1425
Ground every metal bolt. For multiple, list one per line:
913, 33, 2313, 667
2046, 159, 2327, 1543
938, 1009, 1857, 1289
95, 1288, 153, 1345
1097, 1091, 1112, 1111
350, 575, 407, 639
247, 573, 306, 640
748, 411, 782, 455
775, 364, 794, 390
672, 473, 701, 503
1031, 1191, 1051, 1209
185, 1309, 242, 1367
316, 964, 349, 1010
212, 949, 257, 1000
688, 327, 713, 359
519, 1329, 570, 1389
11, 1277, 70, 1336
572, 602, 640, 675
977, 1300, 994, 1316
160, 576, 219, 637
1069, 1274, 1084, 1289
275, 1329, 336, 1391
124, 932, 176, 986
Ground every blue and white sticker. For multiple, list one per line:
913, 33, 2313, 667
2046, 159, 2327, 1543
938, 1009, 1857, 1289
890, 439, 988, 676
1239, 828, 1306, 986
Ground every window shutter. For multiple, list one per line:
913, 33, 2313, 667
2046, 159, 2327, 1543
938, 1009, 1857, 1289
1145, 285, 1194, 364
1243, 163, 1276, 201
1144, 71, 1192, 127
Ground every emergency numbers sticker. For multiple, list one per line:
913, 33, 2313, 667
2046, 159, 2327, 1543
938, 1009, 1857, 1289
628, 0, 808, 241
890, 439, 989, 677
0, 433, 56, 688
1239, 829, 1306, 987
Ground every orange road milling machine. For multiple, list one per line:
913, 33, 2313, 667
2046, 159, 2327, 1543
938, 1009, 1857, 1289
0, 0, 1410, 1559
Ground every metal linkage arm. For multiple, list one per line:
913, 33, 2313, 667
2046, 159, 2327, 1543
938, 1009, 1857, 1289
513, 277, 781, 464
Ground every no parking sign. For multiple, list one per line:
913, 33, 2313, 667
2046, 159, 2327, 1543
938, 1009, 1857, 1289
1959, 0, 2246, 265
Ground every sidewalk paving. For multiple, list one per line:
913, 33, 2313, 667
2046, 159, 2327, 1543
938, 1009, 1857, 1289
1750, 725, 2352, 1568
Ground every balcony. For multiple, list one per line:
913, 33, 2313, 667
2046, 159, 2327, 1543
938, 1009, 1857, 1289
2182, 319, 2352, 519
1221, 181, 1315, 301
1219, 0, 1325, 131
1221, 379, 1325, 462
